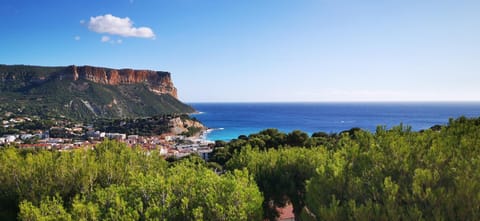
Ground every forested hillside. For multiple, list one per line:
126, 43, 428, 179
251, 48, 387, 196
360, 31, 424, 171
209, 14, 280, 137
0, 65, 195, 121
1, 117, 480, 220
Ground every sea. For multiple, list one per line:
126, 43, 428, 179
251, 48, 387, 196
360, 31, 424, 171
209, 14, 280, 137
189, 102, 480, 141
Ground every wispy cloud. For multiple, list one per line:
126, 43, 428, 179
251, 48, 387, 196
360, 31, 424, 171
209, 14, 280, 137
74, 36, 81, 41
86, 14, 155, 39
101, 36, 110, 42
100, 36, 123, 44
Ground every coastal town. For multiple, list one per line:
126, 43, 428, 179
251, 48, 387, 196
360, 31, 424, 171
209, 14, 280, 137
0, 115, 214, 160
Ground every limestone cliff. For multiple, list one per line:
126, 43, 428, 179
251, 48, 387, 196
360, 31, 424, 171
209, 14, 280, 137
69, 65, 178, 98
0, 64, 195, 121
169, 117, 206, 136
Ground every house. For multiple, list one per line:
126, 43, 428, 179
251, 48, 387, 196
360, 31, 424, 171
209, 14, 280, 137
105, 133, 126, 140
128, 135, 139, 140
19, 143, 52, 150
20, 134, 34, 140
4, 135, 17, 143
72, 127, 83, 132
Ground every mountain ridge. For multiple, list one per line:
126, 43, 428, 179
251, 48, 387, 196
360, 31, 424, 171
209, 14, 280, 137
0, 64, 194, 121
0, 64, 178, 98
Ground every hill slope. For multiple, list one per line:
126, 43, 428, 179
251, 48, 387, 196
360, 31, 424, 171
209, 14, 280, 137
0, 64, 195, 121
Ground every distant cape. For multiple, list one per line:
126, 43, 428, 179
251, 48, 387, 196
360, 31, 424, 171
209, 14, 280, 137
0, 64, 195, 121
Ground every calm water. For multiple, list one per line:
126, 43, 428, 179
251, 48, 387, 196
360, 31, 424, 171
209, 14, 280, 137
189, 102, 480, 141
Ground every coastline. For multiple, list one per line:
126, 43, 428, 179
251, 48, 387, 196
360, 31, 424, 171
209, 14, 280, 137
196, 127, 225, 142
187, 111, 215, 142
183, 127, 215, 144
190, 102, 480, 141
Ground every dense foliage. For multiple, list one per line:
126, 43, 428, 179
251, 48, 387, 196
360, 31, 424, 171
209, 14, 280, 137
224, 117, 480, 220
0, 140, 262, 220
302, 117, 480, 221
209, 128, 343, 166
93, 116, 171, 136
1, 117, 480, 220
227, 147, 327, 220
181, 126, 203, 137
93, 114, 203, 137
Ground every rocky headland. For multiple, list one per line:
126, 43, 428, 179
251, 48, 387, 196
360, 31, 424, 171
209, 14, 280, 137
0, 64, 194, 120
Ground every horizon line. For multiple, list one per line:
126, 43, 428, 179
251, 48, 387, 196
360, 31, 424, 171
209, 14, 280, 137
186, 100, 480, 104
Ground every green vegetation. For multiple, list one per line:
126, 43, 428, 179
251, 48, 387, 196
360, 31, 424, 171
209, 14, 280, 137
214, 117, 480, 220
93, 116, 172, 136
0, 65, 195, 121
0, 119, 55, 136
181, 126, 203, 137
227, 147, 326, 220
1, 117, 480, 220
0, 65, 65, 91
94, 114, 204, 137
0, 114, 200, 140
0, 140, 262, 220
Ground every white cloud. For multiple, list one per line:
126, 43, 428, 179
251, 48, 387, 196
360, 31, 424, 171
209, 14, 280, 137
87, 14, 155, 39
74, 36, 81, 41
101, 36, 110, 42
100, 36, 124, 44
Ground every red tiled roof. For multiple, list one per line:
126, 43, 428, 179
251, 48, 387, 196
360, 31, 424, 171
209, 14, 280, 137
19, 143, 51, 148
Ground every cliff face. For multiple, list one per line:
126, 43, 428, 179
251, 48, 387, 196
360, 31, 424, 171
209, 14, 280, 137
169, 117, 206, 136
0, 64, 195, 121
69, 65, 178, 98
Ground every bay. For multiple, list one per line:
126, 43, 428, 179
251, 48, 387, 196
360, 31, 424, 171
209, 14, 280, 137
189, 102, 480, 141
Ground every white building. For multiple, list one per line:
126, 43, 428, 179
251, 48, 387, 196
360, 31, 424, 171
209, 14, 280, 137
20, 134, 33, 140
4, 135, 17, 143
105, 133, 126, 140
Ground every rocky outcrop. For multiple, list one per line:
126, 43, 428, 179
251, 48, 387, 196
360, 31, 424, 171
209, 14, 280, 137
0, 64, 195, 120
169, 117, 206, 135
69, 65, 178, 98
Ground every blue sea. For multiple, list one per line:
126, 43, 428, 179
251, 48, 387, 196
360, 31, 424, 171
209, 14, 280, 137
189, 103, 480, 141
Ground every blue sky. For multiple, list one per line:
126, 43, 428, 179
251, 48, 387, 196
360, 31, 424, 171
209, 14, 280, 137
1, 0, 479, 102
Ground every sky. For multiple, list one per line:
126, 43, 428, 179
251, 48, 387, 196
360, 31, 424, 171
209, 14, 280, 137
1, 0, 480, 102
